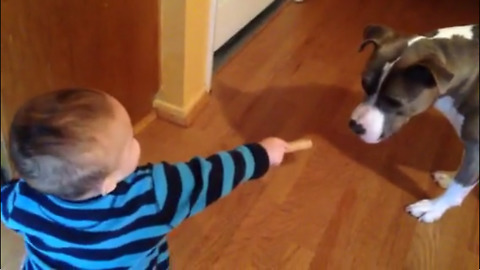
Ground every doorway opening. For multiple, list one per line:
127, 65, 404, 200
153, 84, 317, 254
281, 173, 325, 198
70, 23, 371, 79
211, 0, 286, 74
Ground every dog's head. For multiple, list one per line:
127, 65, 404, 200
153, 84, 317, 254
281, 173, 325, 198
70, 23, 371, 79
349, 25, 454, 143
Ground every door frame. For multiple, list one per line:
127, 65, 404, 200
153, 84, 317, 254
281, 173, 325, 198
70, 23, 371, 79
205, 0, 218, 92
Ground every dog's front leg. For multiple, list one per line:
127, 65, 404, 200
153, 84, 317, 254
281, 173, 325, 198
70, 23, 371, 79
432, 152, 464, 189
406, 140, 479, 223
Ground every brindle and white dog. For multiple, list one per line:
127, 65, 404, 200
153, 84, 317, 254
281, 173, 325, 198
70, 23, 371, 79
350, 24, 479, 223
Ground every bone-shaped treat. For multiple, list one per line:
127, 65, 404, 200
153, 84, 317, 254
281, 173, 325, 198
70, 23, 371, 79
286, 139, 313, 153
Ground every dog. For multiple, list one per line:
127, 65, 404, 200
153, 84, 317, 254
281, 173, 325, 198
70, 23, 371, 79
349, 24, 479, 223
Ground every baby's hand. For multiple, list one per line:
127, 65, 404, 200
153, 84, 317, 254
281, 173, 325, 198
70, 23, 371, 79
259, 137, 289, 166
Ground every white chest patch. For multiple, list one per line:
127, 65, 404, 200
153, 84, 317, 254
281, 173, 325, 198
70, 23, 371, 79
434, 96, 465, 135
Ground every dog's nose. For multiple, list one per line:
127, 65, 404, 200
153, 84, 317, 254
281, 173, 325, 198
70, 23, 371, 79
349, 120, 366, 135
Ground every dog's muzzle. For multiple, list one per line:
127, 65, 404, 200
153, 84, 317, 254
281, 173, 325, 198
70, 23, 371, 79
350, 103, 385, 144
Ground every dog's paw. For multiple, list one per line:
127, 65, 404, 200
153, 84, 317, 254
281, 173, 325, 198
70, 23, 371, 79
432, 171, 455, 189
406, 199, 448, 223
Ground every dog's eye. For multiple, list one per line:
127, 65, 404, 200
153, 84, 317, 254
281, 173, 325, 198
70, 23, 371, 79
383, 96, 403, 108
361, 77, 376, 95
361, 77, 369, 90
361, 69, 382, 96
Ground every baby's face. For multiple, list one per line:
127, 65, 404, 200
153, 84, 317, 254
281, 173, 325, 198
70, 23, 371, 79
99, 95, 141, 194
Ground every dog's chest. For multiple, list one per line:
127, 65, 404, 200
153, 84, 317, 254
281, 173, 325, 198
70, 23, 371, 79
434, 96, 465, 136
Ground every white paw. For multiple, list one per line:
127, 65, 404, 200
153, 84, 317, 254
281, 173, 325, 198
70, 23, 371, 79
432, 171, 454, 189
406, 199, 448, 223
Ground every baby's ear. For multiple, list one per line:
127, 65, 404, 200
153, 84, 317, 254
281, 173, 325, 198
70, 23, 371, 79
100, 176, 118, 196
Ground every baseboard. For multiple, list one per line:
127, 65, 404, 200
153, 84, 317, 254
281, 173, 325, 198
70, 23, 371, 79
153, 91, 209, 127
133, 110, 158, 135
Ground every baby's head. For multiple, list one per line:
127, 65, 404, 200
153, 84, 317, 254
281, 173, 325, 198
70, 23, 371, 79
9, 88, 140, 200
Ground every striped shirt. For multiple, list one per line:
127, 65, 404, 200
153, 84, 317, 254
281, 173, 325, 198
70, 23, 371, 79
1, 144, 270, 270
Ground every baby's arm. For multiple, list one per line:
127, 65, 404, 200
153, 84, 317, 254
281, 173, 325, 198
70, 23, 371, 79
151, 138, 288, 228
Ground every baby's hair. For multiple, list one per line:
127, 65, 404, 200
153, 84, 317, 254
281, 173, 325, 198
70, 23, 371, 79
9, 88, 114, 200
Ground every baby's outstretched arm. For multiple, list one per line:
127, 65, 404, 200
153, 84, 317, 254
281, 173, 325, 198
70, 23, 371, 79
151, 137, 288, 228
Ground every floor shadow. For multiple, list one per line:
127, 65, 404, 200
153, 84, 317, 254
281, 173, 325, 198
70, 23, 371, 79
213, 83, 460, 200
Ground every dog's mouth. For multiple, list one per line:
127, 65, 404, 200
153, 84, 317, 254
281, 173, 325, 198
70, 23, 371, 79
358, 131, 387, 144
374, 132, 389, 142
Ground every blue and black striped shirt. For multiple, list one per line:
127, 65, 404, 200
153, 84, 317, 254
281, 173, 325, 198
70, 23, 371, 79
1, 143, 270, 269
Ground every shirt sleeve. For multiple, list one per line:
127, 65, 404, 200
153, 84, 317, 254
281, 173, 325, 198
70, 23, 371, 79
151, 143, 270, 227
1, 182, 17, 227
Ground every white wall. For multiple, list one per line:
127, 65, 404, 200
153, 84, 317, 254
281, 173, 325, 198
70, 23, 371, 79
213, 0, 275, 51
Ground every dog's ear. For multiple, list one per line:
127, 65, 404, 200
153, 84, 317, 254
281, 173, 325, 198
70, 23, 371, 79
397, 51, 454, 94
359, 24, 397, 52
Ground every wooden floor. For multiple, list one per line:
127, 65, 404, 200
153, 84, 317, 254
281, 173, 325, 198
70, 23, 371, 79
137, 0, 479, 269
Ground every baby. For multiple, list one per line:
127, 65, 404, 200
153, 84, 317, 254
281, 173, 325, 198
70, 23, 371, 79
1, 88, 289, 269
